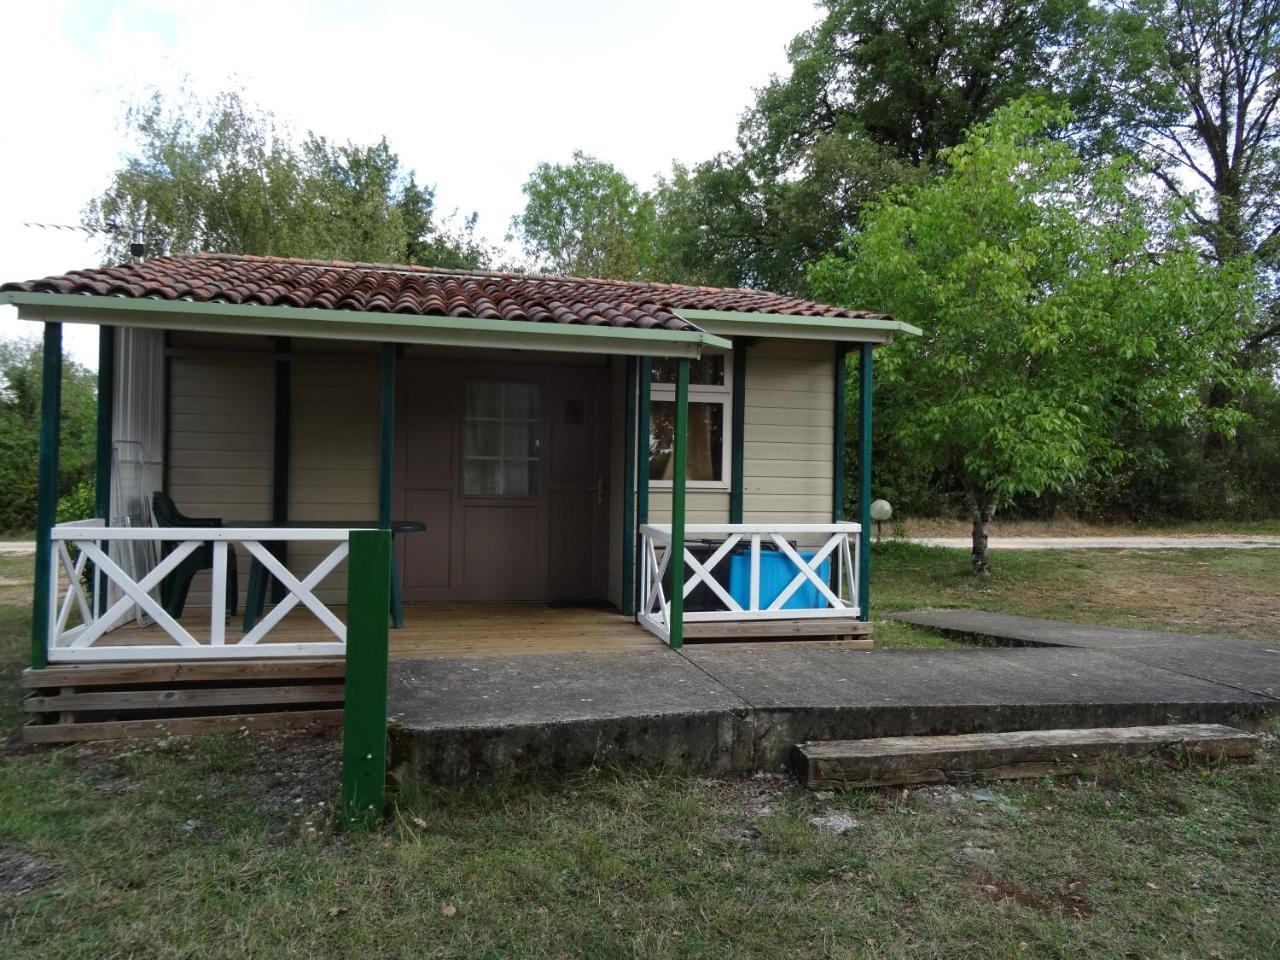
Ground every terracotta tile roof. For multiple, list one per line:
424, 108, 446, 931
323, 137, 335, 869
0, 252, 886, 332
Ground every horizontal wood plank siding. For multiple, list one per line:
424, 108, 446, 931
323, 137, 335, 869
287, 355, 379, 602
166, 341, 274, 605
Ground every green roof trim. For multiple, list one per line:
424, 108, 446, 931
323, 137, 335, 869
0, 291, 732, 359
673, 308, 922, 342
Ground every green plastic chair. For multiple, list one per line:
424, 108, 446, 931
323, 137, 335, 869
151, 492, 238, 620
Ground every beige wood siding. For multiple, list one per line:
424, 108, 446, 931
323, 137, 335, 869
166, 338, 274, 605
741, 339, 834, 523
287, 354, 380, 601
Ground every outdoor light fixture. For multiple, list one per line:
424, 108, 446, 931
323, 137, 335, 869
870, 498, 892, 541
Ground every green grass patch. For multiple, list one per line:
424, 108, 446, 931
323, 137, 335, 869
1, 544, 1279, 956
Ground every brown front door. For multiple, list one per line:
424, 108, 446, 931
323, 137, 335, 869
395, 357, 611, 603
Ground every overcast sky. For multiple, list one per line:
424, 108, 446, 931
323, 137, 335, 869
0, 0, 818, 366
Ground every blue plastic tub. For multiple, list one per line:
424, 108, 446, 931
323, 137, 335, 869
727, 548, 831, 610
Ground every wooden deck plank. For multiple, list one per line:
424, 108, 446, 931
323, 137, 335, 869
24, 659, 345, 688
22, 709, 343, 744
24, 684, 346, 713
795, 724, 1261, 790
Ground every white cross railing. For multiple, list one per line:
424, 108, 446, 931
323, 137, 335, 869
47, 520, 352, 661
637, 522, 861, 644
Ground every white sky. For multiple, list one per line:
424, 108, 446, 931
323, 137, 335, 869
0, 0, 819, 366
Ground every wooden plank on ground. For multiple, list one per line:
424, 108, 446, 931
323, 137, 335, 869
23, 658, 345, 688
23, 708, 343, 744
795, 724, 1260, 790
23, 684, 346, 713
683, 618, 871, 639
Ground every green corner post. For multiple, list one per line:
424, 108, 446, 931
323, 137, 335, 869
856, 343, 873, 620
667, 358, 690, 649
378, 343, 402, 627
621, 357, 637, 616
729, 340, 747, 524
832, 343, 848, 523
342, 528, 392, 823
270, 337, 292, 602
32, 322, 63, 670
633, 358, 652, 617
94, 326, 114, 617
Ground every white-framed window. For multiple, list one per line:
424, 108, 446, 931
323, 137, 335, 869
462, 380, 541, 497
648, 354, 732, 490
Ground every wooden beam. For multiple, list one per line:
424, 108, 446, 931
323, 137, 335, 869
729, 339, 747, 524
633, 357, 652, 617
23, 709, 342, 744
32, 322, 62, 670
23, 684, 345, 713
857, 343, 872, 620
342, 529, 391, 822
94, 325, 114, 617
668, 358, 689, 649
621, 357, 637, 616
378, 343, 396, 530
24, 658, 344, 688
682, 618, 872, 639
796, 724, 1261, 790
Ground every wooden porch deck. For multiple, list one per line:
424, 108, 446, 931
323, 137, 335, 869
95, 603, 662, 659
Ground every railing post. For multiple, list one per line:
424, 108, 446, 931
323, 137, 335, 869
342, 528, 391, 824
668, 358, 689, 649
32, 322, 62, 670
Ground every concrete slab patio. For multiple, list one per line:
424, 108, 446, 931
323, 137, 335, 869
388, 613, 1280, 784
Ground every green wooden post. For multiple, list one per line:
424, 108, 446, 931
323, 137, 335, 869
832, 344, 848, 522
31, 323, 62, 670
668, 358, 690, 649
857, 343, 873, 620
270, 337, 292, 603
621, 357, 637, 616
729, 340, 747, 524
342, 528, 391, 823
633, 358, 651, 616
378, 344, 396, 530
94, 326, 114, 616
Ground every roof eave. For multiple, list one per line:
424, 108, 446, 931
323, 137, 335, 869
672, 308, 922, 343
0, 291, 732, 360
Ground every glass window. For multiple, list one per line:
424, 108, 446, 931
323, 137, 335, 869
648, 354, 732, 486
463, 381, 540, 496
649, 401, 724, 482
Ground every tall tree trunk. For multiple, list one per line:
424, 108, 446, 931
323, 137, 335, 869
965, 488, 999, 575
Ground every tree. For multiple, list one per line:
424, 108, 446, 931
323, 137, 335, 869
510, 152, 656, 279
83, 88, 492, 269
810, 100, 1251, 572
0, 338, 98, 532
653, 0, 1090, 296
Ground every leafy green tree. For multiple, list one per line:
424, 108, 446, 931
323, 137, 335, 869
0, 337, 98, 532
810, 100, 1251, 571
651, 0, 1090, 296
83, 88, 491, 269
510, 152, 656, 279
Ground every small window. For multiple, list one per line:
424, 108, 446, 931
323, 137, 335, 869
463, 381, 540, 496
648, 355, 731, 488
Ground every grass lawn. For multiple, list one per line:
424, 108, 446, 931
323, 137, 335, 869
1, 547, 1279, 958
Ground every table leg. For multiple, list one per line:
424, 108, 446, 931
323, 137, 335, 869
389, 539, 404, 629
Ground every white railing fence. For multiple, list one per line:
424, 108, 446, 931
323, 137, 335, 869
47, 520, 351, 661
638, 522, 861, 644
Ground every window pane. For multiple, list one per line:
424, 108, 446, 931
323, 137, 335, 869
463, 381, 541, 496
648, 400, 724, 482
651, 356, 725, 387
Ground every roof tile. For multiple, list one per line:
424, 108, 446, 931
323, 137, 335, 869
1, 252, 888, 333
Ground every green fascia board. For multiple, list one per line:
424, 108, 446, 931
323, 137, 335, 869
673, 308, 922, 343
1, 291, 733, 359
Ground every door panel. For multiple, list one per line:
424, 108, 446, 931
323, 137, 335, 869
395, 357, 613, 603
